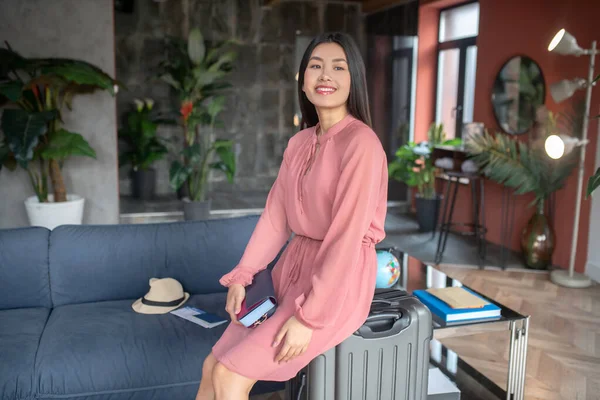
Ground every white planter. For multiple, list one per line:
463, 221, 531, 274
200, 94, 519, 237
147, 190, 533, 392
24, 194, 85, 230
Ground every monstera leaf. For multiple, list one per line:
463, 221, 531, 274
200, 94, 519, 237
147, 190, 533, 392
1, 109, 57, 168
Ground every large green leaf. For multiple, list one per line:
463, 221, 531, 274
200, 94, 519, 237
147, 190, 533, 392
208, 51, 237, 72
41, 129, 96, 161
212, 139, 236, 182
159, 73, 182, 90
188, 28, 206, 66
182, 143, 202, 165
193, 69, 226, 89
0, 47, 29, 77
587, 167, 600, 197
205, 95, 226, 120
0, 81, 23, 102
169, 160, 192, 190
38, 59, 119, 95
1, 109, 56, 168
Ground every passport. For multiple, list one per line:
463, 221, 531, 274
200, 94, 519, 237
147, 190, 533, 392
236, 269, 278, 328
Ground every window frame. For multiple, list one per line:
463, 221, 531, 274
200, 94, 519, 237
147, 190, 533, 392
434, 1, 479, 139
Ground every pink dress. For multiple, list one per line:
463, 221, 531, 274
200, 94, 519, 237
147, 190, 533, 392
211, 114, 388, 382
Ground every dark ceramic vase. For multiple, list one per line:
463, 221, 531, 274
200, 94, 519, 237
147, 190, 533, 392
131, 168, 156, 200
520, 201, 555, 269
415, 193, 442, 232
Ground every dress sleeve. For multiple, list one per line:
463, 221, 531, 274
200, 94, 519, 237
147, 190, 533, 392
294, 133, 386, 329
219, 146, 292, 288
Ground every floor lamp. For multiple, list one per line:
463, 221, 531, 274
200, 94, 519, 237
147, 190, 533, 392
544, 29, 596, 288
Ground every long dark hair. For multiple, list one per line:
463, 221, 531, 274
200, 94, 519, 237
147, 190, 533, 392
297, 32, 372, 129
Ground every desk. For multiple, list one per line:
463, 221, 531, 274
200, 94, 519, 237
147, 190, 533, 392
432, 146, 517, 269
376, 245, 530, 400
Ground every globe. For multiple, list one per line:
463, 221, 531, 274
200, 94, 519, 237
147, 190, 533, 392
375, 250, 401, 289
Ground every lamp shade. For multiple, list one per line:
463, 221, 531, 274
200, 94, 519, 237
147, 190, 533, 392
545, 134, 580, 159
548, 29, 584, 56
549, 79, 585, 103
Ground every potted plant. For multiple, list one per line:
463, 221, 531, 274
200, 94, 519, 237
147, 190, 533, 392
118, 98, 168, 200
388, 123, 461, 232
156, 27, 237, 220
465, 112, 577, 269
0, 43, 119, 229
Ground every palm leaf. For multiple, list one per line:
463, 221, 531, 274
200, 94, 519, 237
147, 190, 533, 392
466, 131, 538, 195
466, 130, 577, 206
587, 167, 600, 197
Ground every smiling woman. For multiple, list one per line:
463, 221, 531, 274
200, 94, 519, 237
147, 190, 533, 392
298, 33, 372, 131
194, 32, 388, 400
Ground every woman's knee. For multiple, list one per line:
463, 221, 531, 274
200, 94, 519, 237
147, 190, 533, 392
212, 363, 230, 387
212, 363, 253, 395
203, 353, 218, 376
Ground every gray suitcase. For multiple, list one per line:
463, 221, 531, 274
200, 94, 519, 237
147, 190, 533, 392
286, 288, 433, 400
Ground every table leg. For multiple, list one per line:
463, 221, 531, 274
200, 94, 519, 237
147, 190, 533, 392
506, 318, 529, 400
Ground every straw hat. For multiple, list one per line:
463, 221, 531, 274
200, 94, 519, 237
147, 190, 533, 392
132, 277, 189, 314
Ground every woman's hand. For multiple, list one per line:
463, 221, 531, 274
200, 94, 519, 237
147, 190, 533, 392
272, 316, 313, 363
225, 284, 245, 325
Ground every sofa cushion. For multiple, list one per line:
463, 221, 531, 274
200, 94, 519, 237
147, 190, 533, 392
48, 216, 267, 307
0, 226, 52, 310
0, 307, 50, 400
35, 293, 282, 399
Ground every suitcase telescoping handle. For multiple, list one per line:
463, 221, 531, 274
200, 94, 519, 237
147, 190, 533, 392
356, 311, 410, 339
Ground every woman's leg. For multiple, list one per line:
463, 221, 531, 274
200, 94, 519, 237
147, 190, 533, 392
212, 362, 257, 400
195, 352, 219, 400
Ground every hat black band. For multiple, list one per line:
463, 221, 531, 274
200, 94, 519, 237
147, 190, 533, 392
141, 296, 185, 307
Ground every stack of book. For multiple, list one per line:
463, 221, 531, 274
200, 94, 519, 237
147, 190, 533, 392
413, 286, 501, 324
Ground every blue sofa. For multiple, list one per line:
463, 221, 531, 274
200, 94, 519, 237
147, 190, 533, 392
0, 215, 285, 400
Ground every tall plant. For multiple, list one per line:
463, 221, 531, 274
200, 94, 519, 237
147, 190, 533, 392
388, 123, 461, 199
465, 113, 577, 209
156, 28, 237, 202
118, 98, 168, 171
0, 43, 119, 202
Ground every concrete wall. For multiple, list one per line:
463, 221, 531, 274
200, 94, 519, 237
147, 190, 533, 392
114, 0, 364, 196
0, 0, 119, 228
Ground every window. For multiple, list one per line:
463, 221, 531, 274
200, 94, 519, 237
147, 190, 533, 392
435, 2, 479, 139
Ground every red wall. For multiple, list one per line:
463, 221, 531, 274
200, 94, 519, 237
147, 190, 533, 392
415, 0, 600, 273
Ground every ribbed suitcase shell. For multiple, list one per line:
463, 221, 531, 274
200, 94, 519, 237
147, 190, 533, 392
287, 291, 432, 400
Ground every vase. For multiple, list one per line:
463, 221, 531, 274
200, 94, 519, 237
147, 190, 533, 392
520, 201, 555, 269
131, 168, 156, 200
24, 194, 85, 230
182, 198, 211, 221
415, 193, 442, 232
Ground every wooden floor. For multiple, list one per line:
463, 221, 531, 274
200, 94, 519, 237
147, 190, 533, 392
436, 265, 600, 400
251, 266, 600, 400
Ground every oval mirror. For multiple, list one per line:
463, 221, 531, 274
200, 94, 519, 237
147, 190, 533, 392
491, 55, 545, 135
